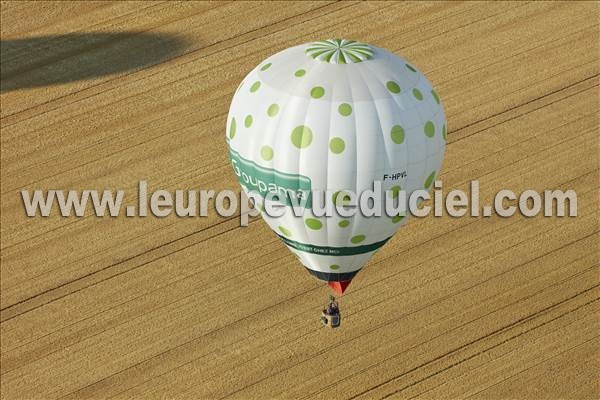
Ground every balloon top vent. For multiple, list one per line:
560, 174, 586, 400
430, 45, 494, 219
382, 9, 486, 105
305, 39, 374, 64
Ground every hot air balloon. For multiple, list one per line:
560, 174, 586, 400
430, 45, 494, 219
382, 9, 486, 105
226, 39, 446, 298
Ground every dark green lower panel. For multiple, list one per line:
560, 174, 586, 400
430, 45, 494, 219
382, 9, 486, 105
304, 267, 359, 282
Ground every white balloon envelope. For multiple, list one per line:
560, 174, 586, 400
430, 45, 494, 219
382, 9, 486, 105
226, 39, 446, 294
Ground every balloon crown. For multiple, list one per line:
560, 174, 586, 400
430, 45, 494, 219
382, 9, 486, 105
305, 39, 374, 64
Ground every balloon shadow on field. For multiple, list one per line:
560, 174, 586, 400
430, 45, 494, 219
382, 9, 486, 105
0, 32, 189, 93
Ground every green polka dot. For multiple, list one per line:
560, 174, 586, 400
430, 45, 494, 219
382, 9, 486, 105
424, 121, 435, 138
386, 81, 401, 94
390, 125, 405, 144
244, 115, 253, 128
260, 62, 272, 71
261, 145, 273, 161
431, 90, 440, 104
295, 69, 306, 77
305, 218, 322, 230
338, 220, 350, 228
267, 104, 279, 117
406, 64, 417, 72
392, 214, 405, 223
390, 185, 401, 199
250, 81, 261, 93
412, 88, 423, 101
351, 235, 365, 244
278, 226, 291, 237
442, 124, 447, 141
329, 137, 345, 154
229, 118, 236, 139
329, 264, 340, 270
311, 86, 325, 99
333, 190, 351, 206
424, 171, 436, 189
291, 125, 313, 149
338, 103, 352, 116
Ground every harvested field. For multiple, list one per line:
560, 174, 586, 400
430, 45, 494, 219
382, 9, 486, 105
1, 2, 598, 399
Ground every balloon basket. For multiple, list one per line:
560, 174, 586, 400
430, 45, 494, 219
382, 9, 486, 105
321, 311, 341, 328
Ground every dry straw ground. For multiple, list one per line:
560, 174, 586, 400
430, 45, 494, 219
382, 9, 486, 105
1, 2, 599, 399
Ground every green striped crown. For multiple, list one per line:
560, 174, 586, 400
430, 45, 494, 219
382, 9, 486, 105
305, 39, 374, 64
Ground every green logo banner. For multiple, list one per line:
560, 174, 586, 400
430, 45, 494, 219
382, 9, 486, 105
277, 234, 391, 256
229, 148, 312, 208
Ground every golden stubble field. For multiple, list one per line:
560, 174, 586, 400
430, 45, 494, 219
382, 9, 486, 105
0, 2, 598, 399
